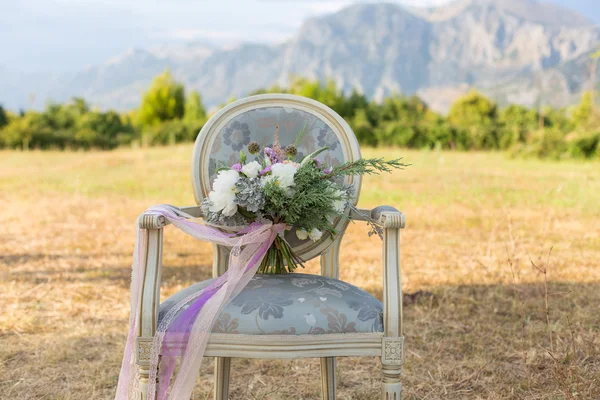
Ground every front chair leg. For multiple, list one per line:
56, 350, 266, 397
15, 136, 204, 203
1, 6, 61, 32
381, 336, 404, 399
214, 357, 231, 400
320, 357, 336, 399
136, 363, 150, 400
381, 365, 402, 400
136, 337, 157, 400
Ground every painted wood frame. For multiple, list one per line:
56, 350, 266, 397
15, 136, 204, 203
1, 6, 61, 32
132, 94, 405, 400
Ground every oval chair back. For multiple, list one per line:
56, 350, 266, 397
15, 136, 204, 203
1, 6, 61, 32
191, 94, 362, 264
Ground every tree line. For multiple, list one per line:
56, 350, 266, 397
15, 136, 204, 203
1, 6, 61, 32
1, 71, 599, 159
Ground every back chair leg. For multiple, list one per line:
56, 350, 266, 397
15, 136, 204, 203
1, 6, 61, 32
214, 357, 231, 400
320, 357, 336, 399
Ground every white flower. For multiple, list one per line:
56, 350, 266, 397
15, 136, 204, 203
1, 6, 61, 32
270, 162, 297, 189
308, 228, 323, 242
296, 228, 309, 240
241, 161, 262, 178
208, 169, 239, 216
333, 200, 345, 213
332, 189, 346, 213
208, 191, 237, 216
212, 169, 239, 194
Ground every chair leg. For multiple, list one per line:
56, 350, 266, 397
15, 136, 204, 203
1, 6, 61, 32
137, 364, 150, 400
381, 365, 402, 400
320, 357, 336, 400
214, 357, 231, 400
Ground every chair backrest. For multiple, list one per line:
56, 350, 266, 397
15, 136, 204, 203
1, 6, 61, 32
192, 94, 361, 262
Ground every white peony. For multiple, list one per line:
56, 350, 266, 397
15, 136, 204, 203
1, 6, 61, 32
270, 162, 297, 189
241, 161, 262, 178
308, 228, 323, 242
212, 169, 240, 194
208, 169, 240, 216
296, 228, 308, 240
208, 191, 237, 216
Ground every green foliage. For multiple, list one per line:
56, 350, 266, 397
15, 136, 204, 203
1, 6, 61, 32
448, 89, 499, 149
566, 131, 600, 159
329, 157, 408, 178
1, 72, 598, 159
183, 90, 206, 122
571, 91, 596, 128
0, 98, 134, 150
138, 70, 185, 126
263, 164, 339, 232
0, 73, 205, 150
0, 104, 8, 129
140, 119, 204, 146
520, 128, 568, 160
497, 104, 539, 149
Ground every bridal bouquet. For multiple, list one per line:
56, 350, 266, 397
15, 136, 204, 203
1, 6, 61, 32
200, 126, 407, 274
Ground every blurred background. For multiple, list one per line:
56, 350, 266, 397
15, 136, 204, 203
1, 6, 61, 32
1, 1, 599, 399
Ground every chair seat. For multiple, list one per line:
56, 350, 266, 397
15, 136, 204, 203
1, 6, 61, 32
159, 273, 383, 335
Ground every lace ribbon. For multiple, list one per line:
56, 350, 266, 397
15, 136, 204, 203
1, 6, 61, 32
115, 204, 286, 400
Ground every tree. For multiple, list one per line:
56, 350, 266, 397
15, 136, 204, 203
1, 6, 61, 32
498, 104, 539, 149
448, 89, 498, 149
350, 108, 376, 146
0, 104, 8, 129
138, 70, 185, 126
77, 110, 134, 149
571, 90, 594, 127
183, 90, 207, 122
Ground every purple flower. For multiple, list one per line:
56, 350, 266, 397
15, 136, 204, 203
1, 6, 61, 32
323, 167, 333, 175
313, 158, 322, 167
264, 146, 283, 164
260, 165, 272, 175
231, 163, 242, 172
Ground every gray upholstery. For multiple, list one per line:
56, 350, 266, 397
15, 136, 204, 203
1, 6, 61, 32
208, 106, 345, 184
159, 274, 383, 335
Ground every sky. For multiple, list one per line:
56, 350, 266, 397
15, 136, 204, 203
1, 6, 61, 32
2, 0, 599, 73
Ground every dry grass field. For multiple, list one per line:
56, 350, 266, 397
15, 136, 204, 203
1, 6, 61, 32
1, 146, 599, 399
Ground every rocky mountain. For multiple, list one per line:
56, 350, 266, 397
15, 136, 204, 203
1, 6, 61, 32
3, 0, 599, 113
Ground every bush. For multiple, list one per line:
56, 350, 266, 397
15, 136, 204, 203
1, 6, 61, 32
519, 129, 568, 160
141, 119, 205, 146
566, 131, 600, 159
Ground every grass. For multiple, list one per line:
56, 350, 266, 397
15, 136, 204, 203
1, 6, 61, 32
1, 146, 599, 399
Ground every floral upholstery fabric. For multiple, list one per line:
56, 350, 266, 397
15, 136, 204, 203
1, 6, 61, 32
208, 107, 345, 184
159, 274, 383, 335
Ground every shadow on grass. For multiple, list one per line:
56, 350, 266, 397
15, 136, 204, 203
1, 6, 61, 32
2, 280, 598, 399
5, 261, 213, 289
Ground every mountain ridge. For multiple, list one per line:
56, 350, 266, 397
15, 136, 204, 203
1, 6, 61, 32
2, 0, 598, 113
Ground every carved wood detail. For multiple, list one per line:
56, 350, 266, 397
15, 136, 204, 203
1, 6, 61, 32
382, 337, 404, 366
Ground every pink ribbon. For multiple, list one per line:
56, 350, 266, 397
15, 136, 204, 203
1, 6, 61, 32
115, 205, 286, 400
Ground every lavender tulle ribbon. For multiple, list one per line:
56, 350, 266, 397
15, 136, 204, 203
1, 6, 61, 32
115, 204, 286, 400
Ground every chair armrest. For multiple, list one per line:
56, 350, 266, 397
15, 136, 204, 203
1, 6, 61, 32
351, 204, 405, 363
372, 205, 405, 366
137, 205, 203, 229
370, 206, 405, 229
349, 205, 405, 229
135, 205, 202, 340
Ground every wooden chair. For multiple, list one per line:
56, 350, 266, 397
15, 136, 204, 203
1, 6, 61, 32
134, 94, 405, 399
